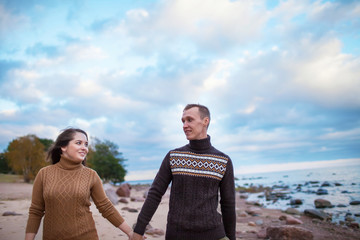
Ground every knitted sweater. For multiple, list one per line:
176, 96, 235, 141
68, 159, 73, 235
25, 156, 124, 240
134, 136, 236, 240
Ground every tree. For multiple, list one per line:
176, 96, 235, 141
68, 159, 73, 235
87, 138, 127, 184
0, 153, 12, 174
38, 138, 54, 151
4, 135, 48, 182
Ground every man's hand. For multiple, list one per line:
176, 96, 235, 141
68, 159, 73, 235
130, 232, 145, 240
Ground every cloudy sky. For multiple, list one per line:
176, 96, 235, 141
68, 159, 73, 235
1, 0, 359, 181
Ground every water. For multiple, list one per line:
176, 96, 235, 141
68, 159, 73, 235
123, 164, 360, 224
236, 164, 360, 224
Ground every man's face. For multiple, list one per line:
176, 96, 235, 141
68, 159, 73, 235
181, 107, 209, 140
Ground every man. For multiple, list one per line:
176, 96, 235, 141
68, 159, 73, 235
131, 104, 236, 240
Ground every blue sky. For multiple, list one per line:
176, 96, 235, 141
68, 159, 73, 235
1, 0, 359, 181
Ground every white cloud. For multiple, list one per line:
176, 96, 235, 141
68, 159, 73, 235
235, 158, 360, 175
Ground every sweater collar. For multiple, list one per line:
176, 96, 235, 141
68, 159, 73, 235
57, 156, 83, 170
188, 135, 212, 151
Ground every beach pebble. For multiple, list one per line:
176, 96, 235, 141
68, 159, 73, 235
248, 221, 256, 226
2, 211, 22, 216
266, 226, 313, 240
119, 198, 129, 204
246, 206, 262, 216
290, 199, 303, 205
130, 196, 145, 202
145, 227, 165, 236
337, 204, 347, 208
321, 181, 331, 187
314, 199, 333, 208
255, 219, 264, 226
284, 207, 301, 215
349, 200, 360, 205
286, 215, 303, 225
316, 188, 328, 195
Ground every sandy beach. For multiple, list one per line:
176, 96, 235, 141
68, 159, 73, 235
1, 182, 359, 240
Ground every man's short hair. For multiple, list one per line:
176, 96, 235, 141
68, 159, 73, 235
183, 104, 211, 123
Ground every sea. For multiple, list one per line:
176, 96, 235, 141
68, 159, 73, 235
125, 164, 360, 224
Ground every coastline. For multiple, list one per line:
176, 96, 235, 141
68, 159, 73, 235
1, 182, 359, 239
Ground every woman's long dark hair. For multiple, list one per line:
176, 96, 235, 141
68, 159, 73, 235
47, 128, 88, 165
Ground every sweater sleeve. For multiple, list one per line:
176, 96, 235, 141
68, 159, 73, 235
26, 168, 45, 234
219, 157, 236, 240
90, 171, 124, 227
133, 152, 172, 235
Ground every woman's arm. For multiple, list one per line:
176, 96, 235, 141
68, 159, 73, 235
25, 233, 36, 240
118, 221, 133, 239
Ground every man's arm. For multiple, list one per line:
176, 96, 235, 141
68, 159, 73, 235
133, 152, 172, 236
219, 157, 236, 240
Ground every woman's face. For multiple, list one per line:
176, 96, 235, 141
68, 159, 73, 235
61, 132, 88, 163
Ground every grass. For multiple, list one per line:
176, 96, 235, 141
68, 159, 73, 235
0, 173, 24, 183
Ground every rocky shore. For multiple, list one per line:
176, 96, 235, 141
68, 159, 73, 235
1, 182, 360, 239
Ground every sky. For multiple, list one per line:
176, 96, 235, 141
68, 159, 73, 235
1, 0, 359, 181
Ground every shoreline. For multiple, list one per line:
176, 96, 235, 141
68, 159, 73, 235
1, 182, 359, 239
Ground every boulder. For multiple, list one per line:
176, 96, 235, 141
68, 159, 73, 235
304, 209, 330, 221
103, 183, 119, 205
314, 199, 333, 208
116, 183, 132, 197
266, 226, 313, 240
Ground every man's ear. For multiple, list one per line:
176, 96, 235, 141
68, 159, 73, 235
203, 117, 210, 127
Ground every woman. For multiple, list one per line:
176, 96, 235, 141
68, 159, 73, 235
25, 128, 139, 240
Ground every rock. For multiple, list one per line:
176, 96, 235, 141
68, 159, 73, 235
266, 226, 313, 240
347, 222, 359, 229
103, 183, 119, 205
321, 181, 331, 187
130, 196, 145, 202
354, 213, 360, 217
285, 208, 301, 215
2, 211, 22, 216
145, 227, 165, 236
314, 199, 333, 208
255, 219, 264, 226
239, 193, 249, 199
286, 215, 303, 225
304, 209, 330, 221
290, 199, 303, 205
349, 200, 360, 205
236, 210, 248, 217
337, 204, 347, 208
257, 229, 267, 239
246, 206, 262, 216
248, 221, 256, 226
119, 198, 129, 204
116, 183, 132, 197
316, 188, 328, 195
334, 182, 343, 186
121, 207, 138, 213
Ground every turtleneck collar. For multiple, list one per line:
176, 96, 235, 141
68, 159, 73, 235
188, 135, 212, 151
56, 156, 84, 170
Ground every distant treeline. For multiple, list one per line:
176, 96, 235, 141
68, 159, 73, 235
1, 135, 127, 184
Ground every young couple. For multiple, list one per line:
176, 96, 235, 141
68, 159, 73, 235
25, 104, 236, 240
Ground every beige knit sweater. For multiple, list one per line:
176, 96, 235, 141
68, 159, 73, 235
25, 157, 124, 240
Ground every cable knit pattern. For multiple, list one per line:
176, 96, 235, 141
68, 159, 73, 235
26, 157, 124, 240
134, 136, 236, 240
